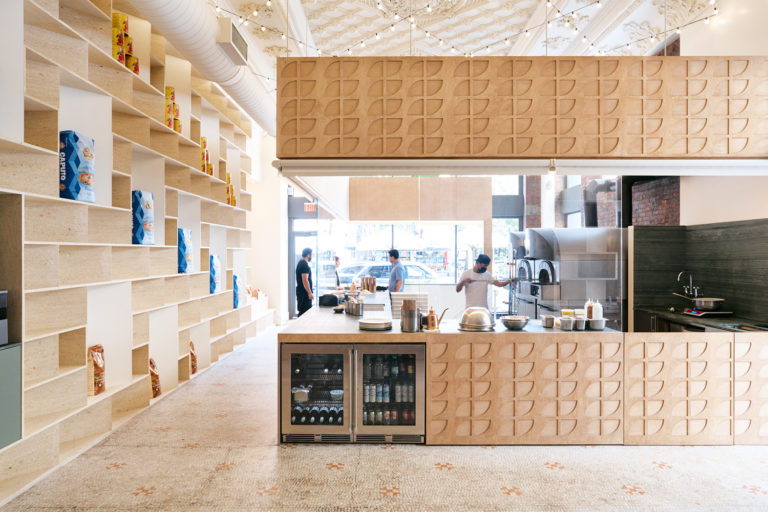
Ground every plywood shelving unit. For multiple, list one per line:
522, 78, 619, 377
0, 0, 270, 503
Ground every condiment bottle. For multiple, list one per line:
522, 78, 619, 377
427, 307, 437, 330
585, 298, 594, 319
592, 300, 603, 320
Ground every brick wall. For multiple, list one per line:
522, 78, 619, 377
524, 176, 541, 228
632, 177, 680, 226
597, 190, 618, 227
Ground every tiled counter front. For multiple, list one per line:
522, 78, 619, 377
735, 333, 768, 444
624, 333, 733, 445
426, 333, 624, 445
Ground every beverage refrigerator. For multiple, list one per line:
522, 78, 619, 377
280, 344, 425, 443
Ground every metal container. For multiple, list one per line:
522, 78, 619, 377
558, 317, 574, 331
501, 315, 529, 330
589, 318, 606, 330
400, 309, 421, 332
541, 315, 555, 328
346, 301, 364, 316
458, 307, 495, 331
574, 317, 586, 331
692, 298, 724, 311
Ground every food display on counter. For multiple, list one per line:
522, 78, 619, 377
59, 131, 95, 203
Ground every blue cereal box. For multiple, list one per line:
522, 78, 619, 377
210, 254, 221, 293
178, 228, 192, 273
233, 274, 241, 309
59, 130, 95, 203
132, 190, 155, 245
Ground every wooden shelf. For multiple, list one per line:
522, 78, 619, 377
24, 365, 85, 392
61, 0, 111, 21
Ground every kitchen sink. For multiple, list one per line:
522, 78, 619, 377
720, 324, 768, 332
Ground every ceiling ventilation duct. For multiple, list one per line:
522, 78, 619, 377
127, 0, 276, 135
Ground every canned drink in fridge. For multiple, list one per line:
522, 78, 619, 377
376, 384, 383, 403
383, 385, 390, 403
368, 410, 375, 425
394, 384, 401, 402
391, 410, 398, 425
363, 385, 370, 403
384, 410, 390, 425
408, 384, 414, 403
375, 411, 383, 425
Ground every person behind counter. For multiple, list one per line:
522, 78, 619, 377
387, 249, 404, 293
334, 255, 341, 288
456, 254, 515, 309
295, 247, 314, 317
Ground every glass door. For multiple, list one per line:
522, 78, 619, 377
355, 344, 425, 440
281, 344, 353, 441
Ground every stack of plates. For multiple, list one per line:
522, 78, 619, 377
458, 323, 496, 332
359, 318, 392, 331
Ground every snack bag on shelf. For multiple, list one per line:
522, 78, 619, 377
233, 274, 241, 309
59, 130, 95, 203
149, 358, 161, 398
131, 190, 155, 245
177, 228, 193, 273
87, 345, 105, 396
210, 254, 221, 293
189, 341, 197, 374
112, 13, 128, 32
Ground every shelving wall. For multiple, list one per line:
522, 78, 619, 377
0, 0, 272, 502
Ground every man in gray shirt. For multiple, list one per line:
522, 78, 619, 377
387, 249, 404, 292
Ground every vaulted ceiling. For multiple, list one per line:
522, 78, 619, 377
229, 0, 715, 62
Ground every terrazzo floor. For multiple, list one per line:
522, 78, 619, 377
3, 326, 768, 511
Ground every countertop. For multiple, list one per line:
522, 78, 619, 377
635, 305, 766, 332
279, 303, 618, 342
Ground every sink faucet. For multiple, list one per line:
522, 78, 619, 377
677, 271, 696, 297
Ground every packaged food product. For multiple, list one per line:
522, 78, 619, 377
59, 130, 95, 203
200, 136, 207, 149
173, 118, 182, 133
177, 228, 192, 273
112, 44, 125, 64
132, 190, 155, 245
149, 358, 161, 398
112, 13, 128, 32
126, 55, 139, 74
112, 28, 124, 48
190, 341, 197, 374
123, 34, 133, 55
233, 274, 241, 308
87, 345, 105, 396
226, 172, 231, 185
165, 86, 175, 102
210, 254, 221, 293
172, 102, 180, 119
206, 163, 214, 175
165, 108, 173, 128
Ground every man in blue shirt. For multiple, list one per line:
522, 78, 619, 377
387, 249, 404, 292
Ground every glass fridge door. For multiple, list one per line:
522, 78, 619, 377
355, 344, 425, 441
281, 344, 353, 441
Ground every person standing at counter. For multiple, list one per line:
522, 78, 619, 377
388, 249, 404, 292
456, 254, 515, 309
334, 256, 341, 288
296, 247, 314, 317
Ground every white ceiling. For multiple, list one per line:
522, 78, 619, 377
281, 0, 714, 57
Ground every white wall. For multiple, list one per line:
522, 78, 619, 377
681, 0, 768, 55
0, 0, 23, 142
87, 283, 132, 389
680, 176, 768, 225
298, 176, 350, 220
177, 195, 201, 272
247, 134, 289, 323
148, 306, 179, 393
131, 151, 166, 244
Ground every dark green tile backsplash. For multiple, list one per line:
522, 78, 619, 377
634, 220, 768, 321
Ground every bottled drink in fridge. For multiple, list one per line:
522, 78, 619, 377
384, 410, 390, 425
391, 409, 398, 425
364, 358, 372, 379
374, 357, 383, 379
407, 355, 415, 374
376, 410, 383, 425
408, 384, 414, 403
309, 406, 320, 424
383, 358, 389, 377
327, 406, 338, 425
391, 355, 399, 377
363, 384, 370, 403
399, 358, 406, 374
291, 406, 303, 424
368, 410, 375, 425
318, 406, 329, 424
376, 384, 383, 403
337, 407, 344, 425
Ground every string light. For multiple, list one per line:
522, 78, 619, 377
505, 38, 510, 45
582, 35, 587, 43
346, 48, 352, 55
596, 0, 601, 7
238, 15, 243, 24
676, 27, 681, 34
439, 39, 444, 45
252, 9, 258, 16
704, 17, 710, 24
243, 18, 249, 26
713, 6, 718, 15
525, 29, 530, 37
375, 32, 381, 39
394, 13, 400, 20
215, 5, 221, 13
425, 31, 431, 38
409, 15, 415, 23
390, 24, 395, 31
261, 25, 266, 31
427, 4, 432, 13
360, 40, 365, 47
281, 33, 286, 40
298, 41, 304, 48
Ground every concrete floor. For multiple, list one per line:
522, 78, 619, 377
3, 326, 768, 511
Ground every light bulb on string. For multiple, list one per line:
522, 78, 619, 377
409, 15, 415, 23
377, 1, 382, 9
261, 25, 266, 31
281, 33, 286, 40
317, 48, 322, 55
676, 27, 681, 34
546, 1, 552, 7
252, 10, 258, 16
626, 42, 631, 50
427, 4, 432, 12
375, 32, 381, 40
505, 38, 510, 45
525, 29, 530, 37
238, 16, 244, 24
390, 24, 395, 31
360, 40, 365, 47
411, 21, 416, 28
439, 39, 444, 45
582, 35, 587, 43
565, 18, 570, 27
243, 19, 249, 26
485, 45, 490, 53
547, 20, 552, 28
298, 41, 304, 48
346, 48, 352, 55
573, 26, 578, 34
215, 5, 221, 13
394, 13, 400, 20
709, 0, 715, 4
425, 31, 431, 38
713, 6, 718, 15
451, 47, 457, 53
596, 0, 602, 8
704, 17, 710, 24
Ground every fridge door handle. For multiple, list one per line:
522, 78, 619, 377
352, 347, 357, 434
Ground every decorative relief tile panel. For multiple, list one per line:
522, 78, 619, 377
277, 57, 768, 159
734, 333, 768, 445
426, 333, 624, 445
624, 333, 733, 445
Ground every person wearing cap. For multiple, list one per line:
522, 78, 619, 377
456, 254, 515, 309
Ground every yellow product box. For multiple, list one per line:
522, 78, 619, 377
126, 55, 139, 74
124, 34, 133, 55
172, 102, 180, 119
165, 86, 175, 102
112, 13, 128, 32
113, 28, 124, 47
112, 44, 125, 65
173, 118, 182, 133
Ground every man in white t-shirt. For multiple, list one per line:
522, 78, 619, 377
456, 254, 515, 309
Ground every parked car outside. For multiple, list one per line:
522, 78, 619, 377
337, 261, 437, 287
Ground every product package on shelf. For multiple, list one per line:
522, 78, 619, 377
87, 345, 105, 396
177, 228, 192, 273
131, 190, 155, 245
233, 274, 241, 309
149, 358, 161, 398
210, 254, 221, 294
112, 13, 128, 33
124, 34, 133, 55
112, 28, 125, 64
189, 341, 197, 374
59, 131, 95, 203
164, 87, 175, 129
126, 54, 140, 75
172, 102, 181, 133
112, 13, 138, 73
